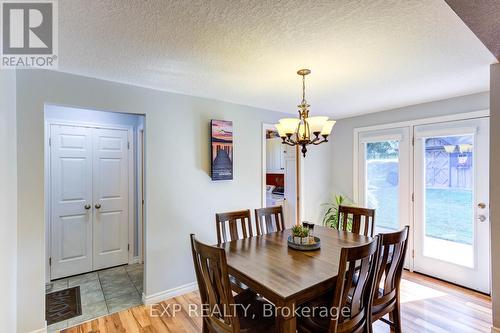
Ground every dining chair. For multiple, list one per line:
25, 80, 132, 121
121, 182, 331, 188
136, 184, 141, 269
190, 234, 275, 333
337, 205, 375, 237
297, 237, 380, 333
371, 226, 409, 333
215, 209, 254, 293
216, 209, 254, 244
254, 206, 285, 235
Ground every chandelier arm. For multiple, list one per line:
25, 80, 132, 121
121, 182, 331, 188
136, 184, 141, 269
312, 136, 329, 145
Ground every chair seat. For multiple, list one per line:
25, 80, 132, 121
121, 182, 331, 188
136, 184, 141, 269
233, 290, 275, 333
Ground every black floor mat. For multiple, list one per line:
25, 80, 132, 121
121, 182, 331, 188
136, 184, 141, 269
46, 286, 82, 325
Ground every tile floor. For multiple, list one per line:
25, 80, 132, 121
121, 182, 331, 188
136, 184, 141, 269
46, 264, 143, 332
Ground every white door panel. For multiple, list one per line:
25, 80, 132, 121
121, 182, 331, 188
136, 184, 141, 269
92, 128, 129, 270
413, 118, 490, 293
50, 125, 93, 279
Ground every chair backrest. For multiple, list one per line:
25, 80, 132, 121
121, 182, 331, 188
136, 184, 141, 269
254, 206, 285, 235
337, 205, 375, 237
215, 209, 254, 244
373, 226, 409, 310
329, 237, 380, 333
190, 234, 239, 333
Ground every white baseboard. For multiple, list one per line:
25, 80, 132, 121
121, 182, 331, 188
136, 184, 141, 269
29, 327, 47, 333
492, 326, 500, 333
131, 256, 141, 264
143, 282, 198, 305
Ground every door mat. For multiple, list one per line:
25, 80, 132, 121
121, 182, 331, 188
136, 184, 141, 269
46, 286, 82, 325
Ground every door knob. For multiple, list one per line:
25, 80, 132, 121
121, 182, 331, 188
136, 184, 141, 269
84, 204, 91, 210
477, 215, 486, 222
477, 203, 487, 209
95, 203, 102, 209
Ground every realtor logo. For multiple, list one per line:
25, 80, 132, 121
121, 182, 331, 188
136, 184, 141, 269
1, 0, 58, 68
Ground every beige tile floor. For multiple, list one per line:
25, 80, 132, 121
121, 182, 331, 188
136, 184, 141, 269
46, 264, 143, 332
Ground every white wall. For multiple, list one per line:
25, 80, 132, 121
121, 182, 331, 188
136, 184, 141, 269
490, 63, 500, 330
0, 70, 17, 333
329, 92, 489, 200
15, 69, 288, 333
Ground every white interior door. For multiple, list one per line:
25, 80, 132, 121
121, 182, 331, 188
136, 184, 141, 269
50, 125, 93, 279
92, 128, 130, 270
284, 145, 297, 228
413, 118, 490, 293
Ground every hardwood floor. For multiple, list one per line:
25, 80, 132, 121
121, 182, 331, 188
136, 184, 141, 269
59, 272, 492, 333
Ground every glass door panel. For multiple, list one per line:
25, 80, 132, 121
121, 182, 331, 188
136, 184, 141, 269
366, 140, 400, 232
422, 135, 474, 267
358, 128, 410, 236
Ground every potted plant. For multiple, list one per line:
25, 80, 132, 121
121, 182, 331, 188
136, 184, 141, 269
291, 225, 309, 245
322, 194, 354, 230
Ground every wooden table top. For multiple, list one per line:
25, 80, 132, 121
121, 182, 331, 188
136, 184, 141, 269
221, 226, 373, 302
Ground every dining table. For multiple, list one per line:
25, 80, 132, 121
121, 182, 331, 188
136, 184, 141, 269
220, 225, 373, 333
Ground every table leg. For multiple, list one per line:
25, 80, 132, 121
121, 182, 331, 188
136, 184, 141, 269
276, 302, 296, 333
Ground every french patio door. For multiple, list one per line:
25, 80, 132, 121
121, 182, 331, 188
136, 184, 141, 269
50, 124, 130, 279
358, 117, 490, 293
413, 118, 490, 293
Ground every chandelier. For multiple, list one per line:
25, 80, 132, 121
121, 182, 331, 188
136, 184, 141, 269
275, 69, 336, 157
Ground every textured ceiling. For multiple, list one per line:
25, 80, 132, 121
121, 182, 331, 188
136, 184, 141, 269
57, 0, 496, 118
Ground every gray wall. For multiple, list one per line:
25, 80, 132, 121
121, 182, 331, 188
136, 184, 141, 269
0, 71, 17, 333
330, 92, 490, 199
15, 70, 288, 332
490, 63, 500, 330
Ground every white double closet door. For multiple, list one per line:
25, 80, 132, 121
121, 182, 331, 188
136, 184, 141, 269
50, 124, 130, 279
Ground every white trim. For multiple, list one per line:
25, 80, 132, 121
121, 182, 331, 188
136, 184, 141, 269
44, 116, 136, 280
137, 124, 144, 263
491, 326, 500, 333
353, 110, 489, 134
28, 326, 47, 333
261, 123, 275, 208
127, 127, 135, 264
143, 282, 198, 305
132, 256, 141, 264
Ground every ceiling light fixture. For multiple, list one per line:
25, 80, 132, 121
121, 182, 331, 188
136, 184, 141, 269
275, 69, 336, 157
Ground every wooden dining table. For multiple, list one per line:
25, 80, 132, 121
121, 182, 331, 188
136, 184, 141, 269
220, 225, 373, 333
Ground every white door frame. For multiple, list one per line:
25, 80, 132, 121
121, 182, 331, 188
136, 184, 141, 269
45, 118, 135, 282
261, 122, 303, 224
137, 123, 145, 264
353, 109, 489, 274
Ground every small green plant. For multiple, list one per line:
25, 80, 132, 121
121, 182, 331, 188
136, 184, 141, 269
322, 194, 354, 230
291, 225, 309, 237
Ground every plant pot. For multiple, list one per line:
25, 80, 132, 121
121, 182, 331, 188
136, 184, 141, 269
301, 237, 309, 245
293, 236, 302, 244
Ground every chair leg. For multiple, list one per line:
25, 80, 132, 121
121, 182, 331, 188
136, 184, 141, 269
391, 302, 402, 333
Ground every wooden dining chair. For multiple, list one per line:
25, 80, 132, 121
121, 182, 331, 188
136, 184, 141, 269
190, 234, 275, 333
254, 206, 285, 235
215, 210, 255, 293
216, 209, 254, 244
371, 226, 409, 333
337, 205, 375, 237
297, 237, 380, 333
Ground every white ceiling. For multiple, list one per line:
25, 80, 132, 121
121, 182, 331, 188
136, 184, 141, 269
57, 0, 495, 118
